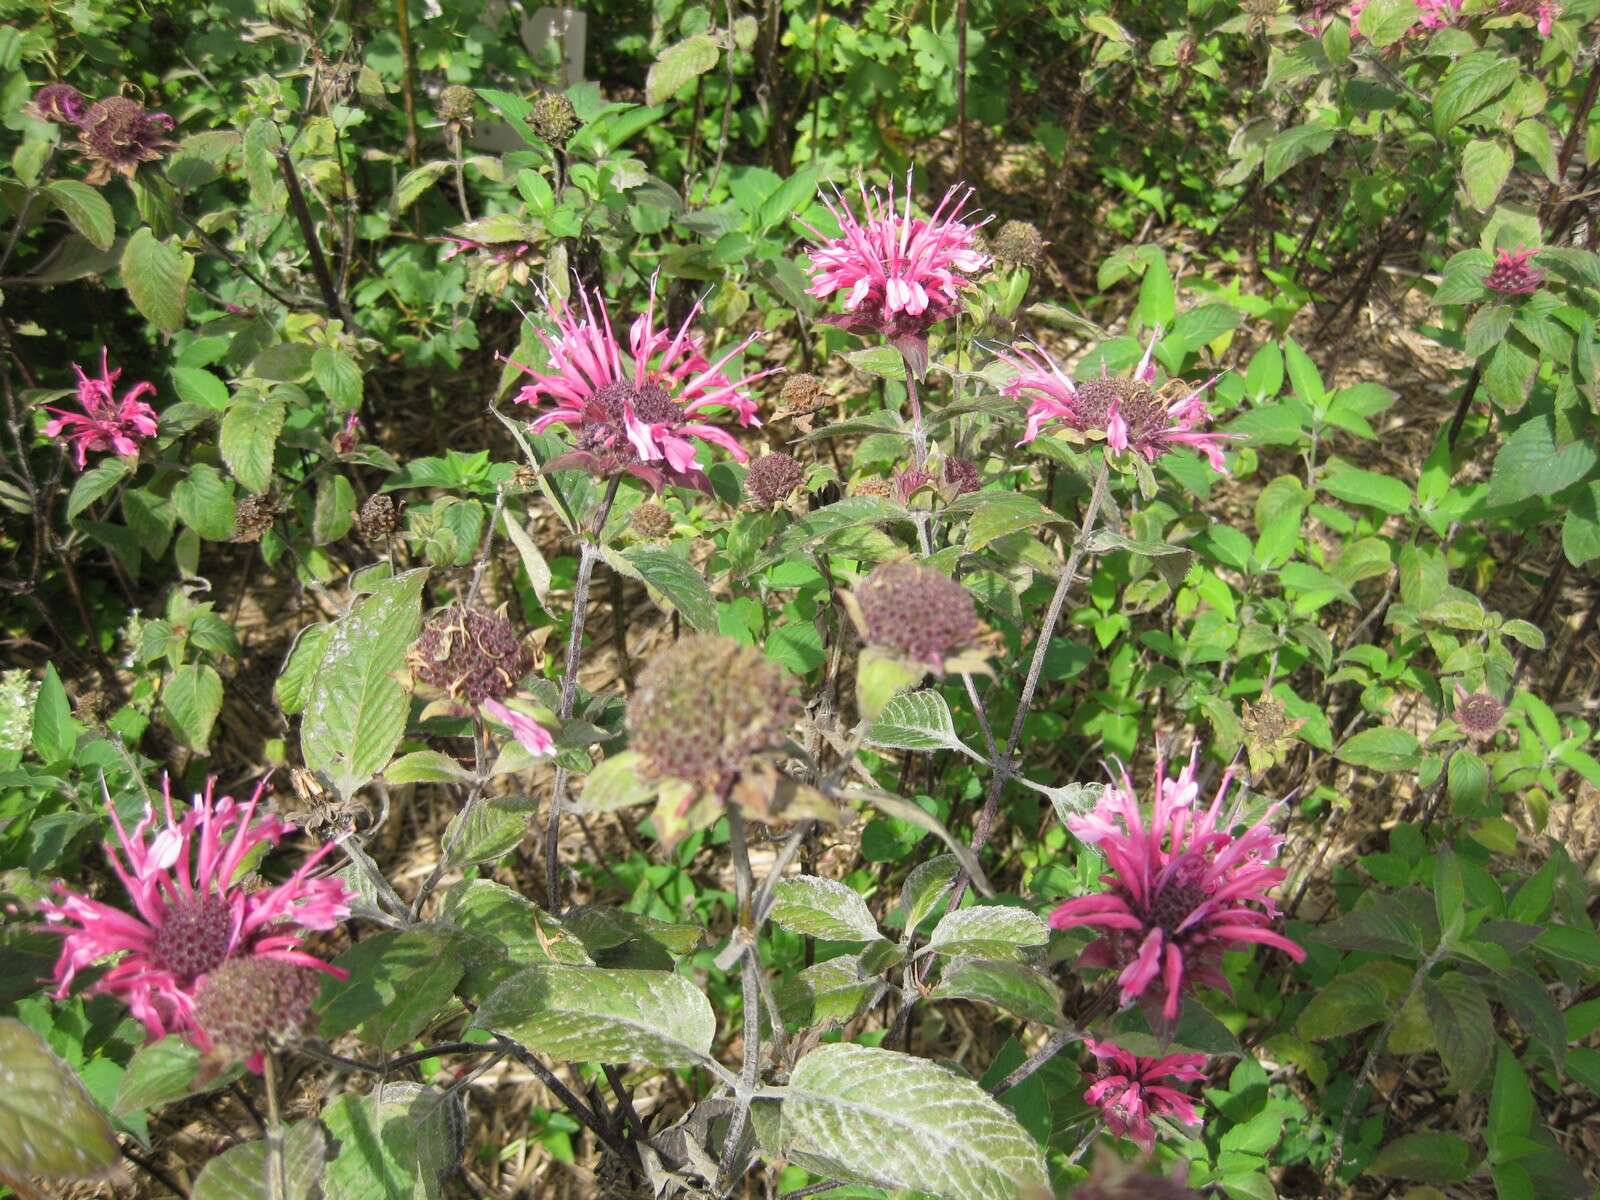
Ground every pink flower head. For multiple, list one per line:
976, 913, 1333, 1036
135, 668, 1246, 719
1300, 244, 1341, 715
40, 778, 351, 1051
800, 172, 990, 372
1049, 749, 1304, 1023
482, 697, 556, 758
44, 346, 159, 470
332, 411, 361, 455
1484, 246, 1545, 296
1082, 1039, 1207, 1151
1000, 333, 1234, 472
510, 275, 771, 493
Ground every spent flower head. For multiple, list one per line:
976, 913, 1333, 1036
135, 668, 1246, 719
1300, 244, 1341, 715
846, 560, 987, 673
1454, 685, 1506, 741
1484, 246, 1545, 296
1050, 748, 1304, 1022
44, 346, 159, 471
627, 635, 799, 794
801, 172, 989, 369
745, 451, 807, 508
1082, 1039, 1207, 1152
510, 275, 771, 493
41, 778, 350, 1052
992, 219, 1044, 269
77, 95, 177, 185
530, 92, 579, 146
630, 500, 675, 539
409, 605, 531, 707
356, 493, 400, 541
943, 456, 982, 495
27, 82, 89, 125
194, 958, 324, 1066
1000, 333, 1232, 471
437, 84, 477, 123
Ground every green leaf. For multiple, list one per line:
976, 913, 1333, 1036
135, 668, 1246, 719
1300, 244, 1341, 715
502, 508, 552, 603
45, 180, 115, 251
162, 662, 223, 752
1263, 123, 1337, 183
1461, 139, 1512, 211
865, 689, 979, 757
1487, 417, 1598, 507
574, 750, 657, 812
0, 1018, 119, 1181
275, 622, 332, 715
901, 855, 960, 931
768, 876, 880, 942
471, 964, 716, 1067
312, 345, 364, 411
645, 33, 720, 106
922, 906, 1049, 961
394, 161, 452, 212
301, 568, 426, 798
220, 390, 286, 494
441, 796, 528, 868
121, 227, 193, 333
1312, 892, 1434, 957
1358, 0, 1421, 45
963, 491, 1061, 551
320, 930, 464, 1048
775, 956, 888, 1029
384, 749, 474, 785
172, 463, 237, 541
1296, 966, 1391, 1040
1424, 971, 1494, 1092
845, 345, 907, 379
30, 663, 79, 762
931, 957, 1063, 1026
171, 365, 230, 411
322, 1083, 459, 1200
1336, 725, 1421, 772
439, 880, 592, 997
1432, 52, 1518, 137
114, 1035, 240, 1117
66, 456, 129, 522
1488, 1044, 1533, 1145
1320, 466, 1412, 515
314, 473, 357, 544
1137, 253, 1176, 328
757, 1042, 1048, 1200
191, 1120, 325, 1200
609, 545, 718, 633
1368, 1132, 1476, 1183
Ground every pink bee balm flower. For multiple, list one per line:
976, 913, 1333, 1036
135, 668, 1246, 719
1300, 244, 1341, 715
40, 778, 351, 1051
1082, 1039, 1207, 1151
1000, 333, 1233, 471
510, 276, 771, 493
800, 173, 990, 373
482, 697, 556, 757
1483, 246, 1545, 296
44, 347, 159, 470
1049, 749, 1304, 1023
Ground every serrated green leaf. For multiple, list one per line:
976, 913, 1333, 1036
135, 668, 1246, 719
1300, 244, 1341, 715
220, 390, 286, 494
300, 567, 427, 799
121, 227, 193, 333
162, 662, 223, 751
67, 456, 129, 521
769, 876, 880, 941
471, 964, 715, 1067
1335, 725, 1421, 772
931, 957, 1063, 1026
608, 545, 718, 632
172, 463, 237, 541
865, 689, 979, 757
191, 1120, 324, 1200
0, 1018, 119, 1181
760, 1042, 1048, 1200
45, 180, 115, 250
645, 34, 720, 106
923, 906, 1048, 961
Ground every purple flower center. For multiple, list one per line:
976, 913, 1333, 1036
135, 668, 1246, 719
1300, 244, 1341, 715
581, 380, 684, 460
1145, 878, 1207, 937
1073, 378, 1168, 443
152, 894, 234, 979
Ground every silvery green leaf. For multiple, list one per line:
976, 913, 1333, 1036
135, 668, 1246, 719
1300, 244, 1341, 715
191, 1120, 325, 1200
470, 964, 715, 1068
761, 1043, 1049, 1200
767, 875, 880, 942
301, 567, 427, 800
922, 906, 1049, 961
930, 958, 1064, 1027
0, 1018, 119, 1182
114, 1034, 242, 1117
865, 690, 982, 759
901, 855, 960, 933
323, 1083, 461, 1200
774, 955, 888, 1029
